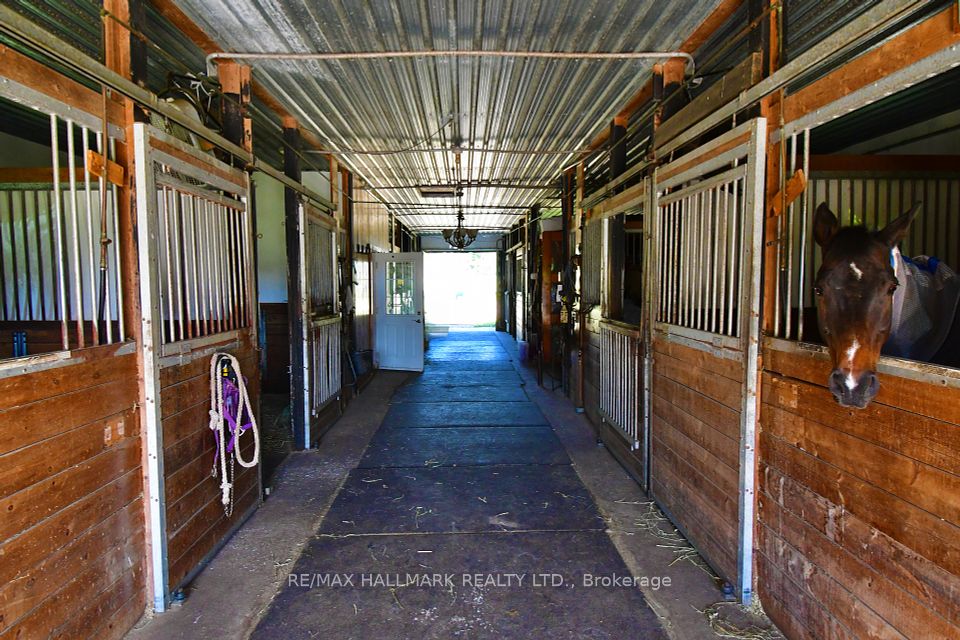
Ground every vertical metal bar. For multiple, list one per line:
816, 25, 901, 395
32, 191, 46, 320
0, 193, 8, 322
207, 200, 218, 333
225, 209, 243, 328
218, 204, 230, 330
709, 186, 718, 334
228, 206, 240, 329
688, 193, 695, 329
5, 191, 20, 321
680, 196, 688, 327
215, 200, 225, 333
82, 127, 100, 345
197, 198, 209, 336
691, 192, 700, 330
662, 203, 669, 324
161, 186, 176, 344
655, 204, 663, 323
66, 120, 85, 348
187, 197, 200, 338
727, 178, 738, 336
718, 184, 728, 336
173, 192, 185, 341
736, 118, 766, 606
16, 191, 34, 321
50, 116, 69, 349
670, 199, 679, 324
132, 123, 170, 613
217, 203, 227, 333
109, 137, 125, 342
223, 204, 234, 330
797, 129, 810, 342
181, 194, 193, 340
234, 206, 245, 325
698, 189, 708, 331
660, 204, 667, 323
785, 132, 797, 340
96, 131, 112, 344
698, 189, 707, 331
243, 203, 254, 327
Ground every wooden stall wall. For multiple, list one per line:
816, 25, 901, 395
754, 6, 960, 636
0, 345, 145, 640
758, 344, 960, 639
161, 333, 261, 592
650, 338, 744, 583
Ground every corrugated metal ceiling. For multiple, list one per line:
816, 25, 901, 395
170, 0, 725, 230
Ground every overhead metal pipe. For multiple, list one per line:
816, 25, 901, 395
308, 146, 592, 156
206, 50, 696, 79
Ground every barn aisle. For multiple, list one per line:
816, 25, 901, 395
252, 328, 668, 638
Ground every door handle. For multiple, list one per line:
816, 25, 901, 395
415, 319, 422, 323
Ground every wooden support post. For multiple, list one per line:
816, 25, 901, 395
283, 119, 307, 449
104, 0, 159, 611
605, 119, 627, 321
561, 170, 575, 396
330, 154, 343, 222
496, 247, 506, 332
219, 62, 253, 156
760, 0, 783, 336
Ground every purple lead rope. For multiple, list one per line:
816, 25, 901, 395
213, 376, 253, 466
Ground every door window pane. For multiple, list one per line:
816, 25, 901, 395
386, 261, 416, 315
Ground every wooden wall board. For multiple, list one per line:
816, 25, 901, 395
763, 346, 960, 424
650, 335, 743, 586
782, 8, 960, 126
0, 349, 143, 640
157, 335, 260, 593
759, 344, 960, 639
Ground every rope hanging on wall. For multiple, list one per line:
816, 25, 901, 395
208, 352, 260, 517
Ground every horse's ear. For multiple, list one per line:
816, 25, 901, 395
813, 203, 839, 248
878, 202, 921, 248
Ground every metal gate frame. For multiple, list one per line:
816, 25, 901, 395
646, 117, 766, 603
133, 123, 257, 612
298, 202, 341, 446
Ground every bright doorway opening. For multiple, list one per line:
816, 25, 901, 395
424, 252, 497, 329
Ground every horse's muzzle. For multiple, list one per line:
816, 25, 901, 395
829, 369, 879, 409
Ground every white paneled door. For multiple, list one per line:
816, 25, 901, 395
373, 252, 425, 371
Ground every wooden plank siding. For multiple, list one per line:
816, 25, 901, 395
650, 334, 743, 584
758, 345, 960, 639
0, 344, 144, 640
160, 332, 261, 592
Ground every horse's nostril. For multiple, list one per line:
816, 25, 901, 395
862, 372, 880, 398
829, 370, 846, 391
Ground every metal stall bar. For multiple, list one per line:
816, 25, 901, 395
735, 117, 767, 605
66, 120, 84, 348
132, 123, 170, 613
598, 318, 642, 450
52, 116, 69, 348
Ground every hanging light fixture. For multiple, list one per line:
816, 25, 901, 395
443, 209, 478, 250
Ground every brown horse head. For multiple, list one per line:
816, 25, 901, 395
812, 202, 920, 408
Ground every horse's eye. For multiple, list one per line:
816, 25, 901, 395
814, 286, 824, 296
888, 283, 898, 295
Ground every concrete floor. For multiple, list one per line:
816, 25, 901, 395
127, 328, 781, 640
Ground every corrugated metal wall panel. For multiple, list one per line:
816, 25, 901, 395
1, 0, 102, 61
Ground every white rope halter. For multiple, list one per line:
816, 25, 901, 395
208, 352, 260, 517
